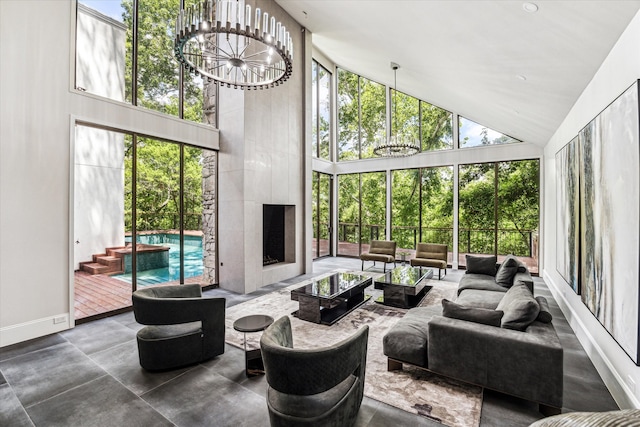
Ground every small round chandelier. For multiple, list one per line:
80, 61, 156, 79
374, 63, 420, 157
174, 0, 293, 90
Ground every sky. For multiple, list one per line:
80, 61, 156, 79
81, 0, 125, 22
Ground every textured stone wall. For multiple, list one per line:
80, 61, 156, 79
201, 79, 217, 285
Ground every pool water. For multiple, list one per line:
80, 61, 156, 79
114, 234, 203, 286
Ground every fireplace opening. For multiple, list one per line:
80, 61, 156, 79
263, 204, 295, 266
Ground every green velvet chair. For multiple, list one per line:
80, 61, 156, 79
260, 316, 369, 427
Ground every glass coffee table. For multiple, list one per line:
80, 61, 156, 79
233, 314, 274, 377
291, 272, 372, 325
374, 266, 433, 308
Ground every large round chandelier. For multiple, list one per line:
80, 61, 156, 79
174, 0, 293, 90
374, 63, 420, 157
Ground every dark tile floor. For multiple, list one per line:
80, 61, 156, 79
0, 257, 618, 426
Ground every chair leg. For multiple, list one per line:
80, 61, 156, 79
388, 358, 403, 371
383, 263, 386, 273
361, 260, 364, 271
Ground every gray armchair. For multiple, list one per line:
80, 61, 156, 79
260, 316, 369, 427
360, 240, 396, 272
132, 284, 225, 371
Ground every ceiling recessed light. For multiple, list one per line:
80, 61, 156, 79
516, 74, 527, 81
522, 2, 538, 13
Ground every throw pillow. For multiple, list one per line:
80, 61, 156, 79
442, 299, 504, 327
535, 296, 553, 323
465, 255, 497, 276
495, 254, 520, 288
496, 283, 540, 331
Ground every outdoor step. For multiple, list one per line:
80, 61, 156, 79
95, 255, 123, 273
91, 253, 107, 263
81, 262, 111, 275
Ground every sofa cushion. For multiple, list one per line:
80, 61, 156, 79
535, 296, 553, 323
496, 283, 540, 331
455, 289, 504, 309
442, 299, 503, 327
495, 255, 520, 288
465, 255, 497, 276
383, 306, 439, 367
458, 274, 507, 295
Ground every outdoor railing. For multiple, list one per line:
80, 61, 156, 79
336, 222, 536, 258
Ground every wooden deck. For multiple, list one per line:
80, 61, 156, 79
74, 271, 202, 322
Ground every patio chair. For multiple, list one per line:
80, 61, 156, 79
132, 284, 225, 371
410, 243, 448, 279
360, 240, 397, 272
260, 316, 369, 427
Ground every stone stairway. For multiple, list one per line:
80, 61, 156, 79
79, 247, 125, 275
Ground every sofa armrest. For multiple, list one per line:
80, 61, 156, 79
427, 315, 563, 408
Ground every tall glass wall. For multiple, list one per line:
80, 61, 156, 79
337, 69, 386, 160
458, 160, 539, 273
312, 61, 331, 160
76, 0, 205, 124
312, 172, 332, 259
74, 124, 216, 320
459, 117, 521, 148
391, 89, 453, 152
337, 172, 386, 256
391, 167, 454, 261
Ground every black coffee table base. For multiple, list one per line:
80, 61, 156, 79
292, 294, 371, 325
375, 285, 431, 309
374, 267, 434, 309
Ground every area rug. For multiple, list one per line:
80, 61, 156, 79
225, 270, 483, 427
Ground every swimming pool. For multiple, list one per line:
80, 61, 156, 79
114, 234, 203, 286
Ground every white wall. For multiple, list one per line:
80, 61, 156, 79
543, 9, 640, 409
73, 126, 125, 269
0, 0, 219, 347
217, 0, 306, 294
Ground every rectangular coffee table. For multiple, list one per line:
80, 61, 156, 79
374, 266, 433, 308
291, 272, 372, 325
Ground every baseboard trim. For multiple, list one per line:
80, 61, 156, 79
542, 269, 640, 409
0, 314, 71, 348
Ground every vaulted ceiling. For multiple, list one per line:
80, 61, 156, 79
276, 1, 640, 146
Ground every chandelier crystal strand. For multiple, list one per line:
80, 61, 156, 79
175, 0, 293, 90
373, 63, 420, 157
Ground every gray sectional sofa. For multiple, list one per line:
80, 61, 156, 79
383, 255, 563, 415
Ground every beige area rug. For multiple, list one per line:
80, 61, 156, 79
225, 270, 483, 427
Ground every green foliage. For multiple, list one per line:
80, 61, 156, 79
124, 139, 204, 232
122, 0, 203, 120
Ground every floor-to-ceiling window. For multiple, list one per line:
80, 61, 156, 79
76, 0, 207, 124
337, 172, 386, 256
74, 1, 217, 320
391, 167, 454, 260
337, 68, 386, 160
312, 60, 331, 160
312, 172, 332, 259
74, 124, 217, 321
458, 160, 539, 273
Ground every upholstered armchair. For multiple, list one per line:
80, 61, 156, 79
360, 240, 397, 272
410, 243, 448, 279
132, 284, 225, 371
260, 316, 369, 427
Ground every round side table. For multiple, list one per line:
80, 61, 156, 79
233, 314, 274, 377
